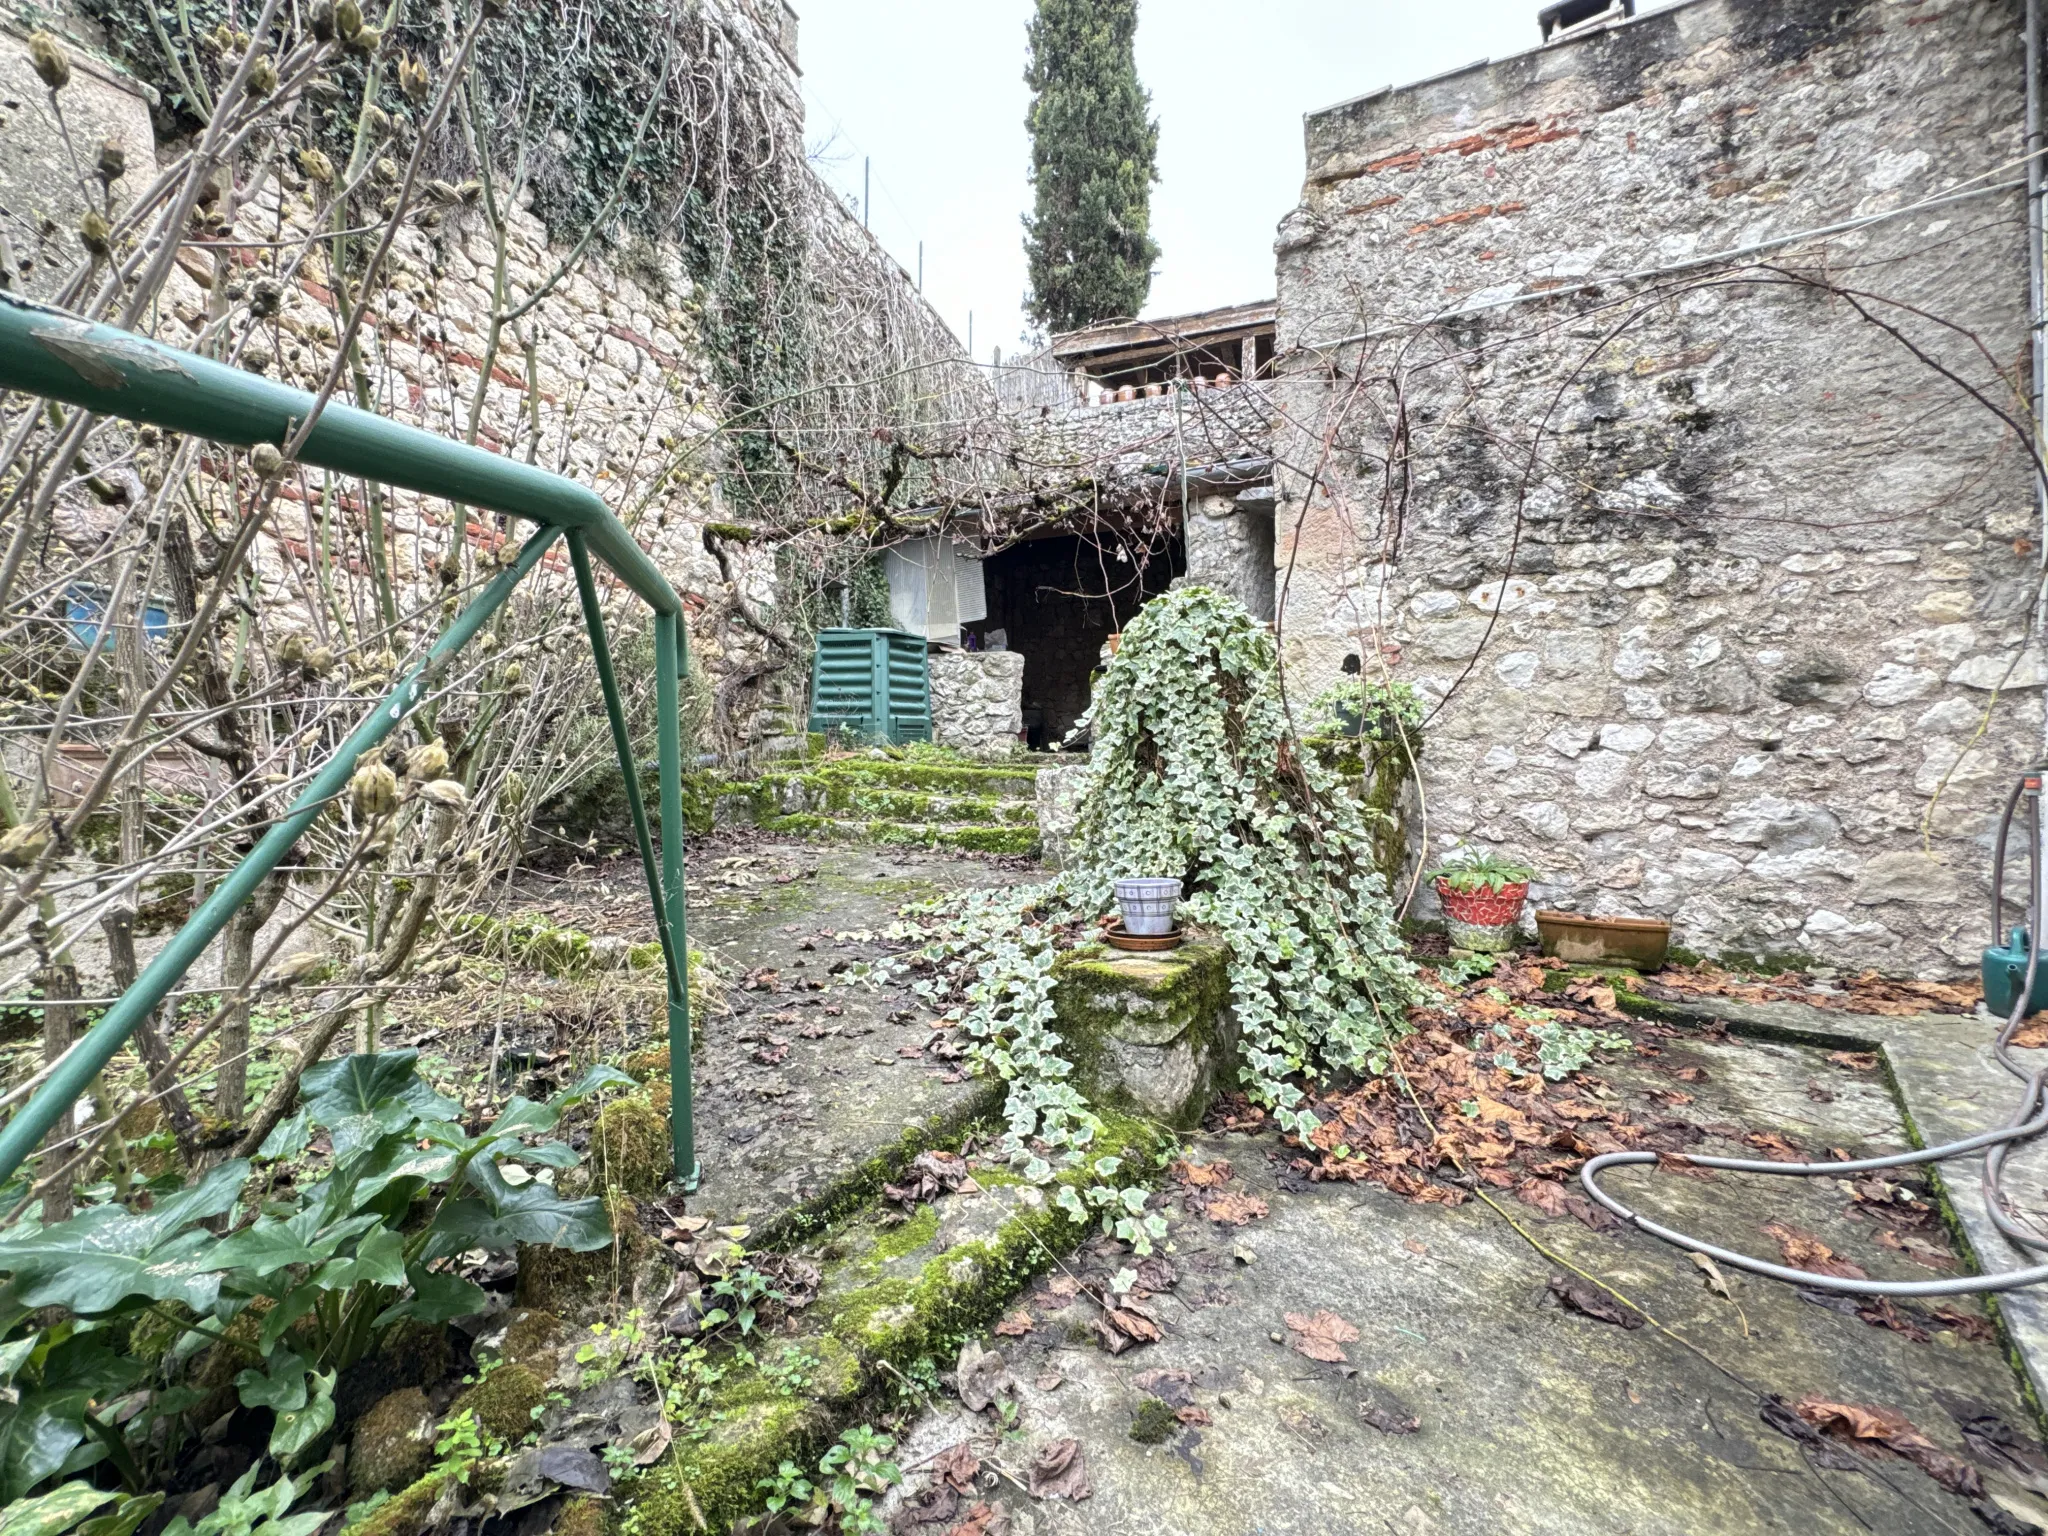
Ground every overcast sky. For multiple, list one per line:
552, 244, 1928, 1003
795, 1, 1642, 358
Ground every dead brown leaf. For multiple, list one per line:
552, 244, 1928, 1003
1171, 1158, 1232, 1188
1795, 1397, 1985, 1497
1026, 1438, 1093, 1501
931, 1440, 982, 1494
1204, 1192, 1270, 1226
1762, 1222, 1868, 1280
1284, 1309, 1361, 1362
1547, 1274, 1643, 1329
1516, 1178, 1569, 1217
993, 1309, 1035, 1337
1828, 1051, 1880, 1072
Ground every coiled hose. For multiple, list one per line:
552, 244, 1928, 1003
1580, 783, 2048, 1299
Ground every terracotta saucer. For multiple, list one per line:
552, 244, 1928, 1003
1102, 919, 1183, 953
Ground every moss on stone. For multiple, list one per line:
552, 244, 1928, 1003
350, 1387, 437, 1495
343, 1471, 448, 1536
499, 1309, 564, 1373
451, 1362, 545, 1444
592, 1093, 672, 1197
864, 1203, 940, 1265
623, 1044, 670, 1082
1129, 1396, 1178, 1444
553, 1495, 610, 1536
616, 1110, 1168, 1536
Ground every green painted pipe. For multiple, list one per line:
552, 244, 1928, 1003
0, 291, 677, 617
568, 532, 695, 1181
656, 612, 698, 1188
0, 291, 703, 1194
0, 526, 563, 1187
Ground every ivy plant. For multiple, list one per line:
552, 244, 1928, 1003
884, 588, 1420, 1245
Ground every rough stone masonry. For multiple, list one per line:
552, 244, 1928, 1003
1271, 0, 2040, 976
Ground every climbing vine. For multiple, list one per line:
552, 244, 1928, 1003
883, 588, 1420, 1248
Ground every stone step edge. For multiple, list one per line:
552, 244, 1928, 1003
620, 1109, 1172, 1536
754, 775, 1040, 825
1607, 979, 2048, 1440
759, 813, 1040, 857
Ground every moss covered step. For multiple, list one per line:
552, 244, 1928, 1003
620, 1112, 1170, 1535
759, 814, 1039, 856
755, 774, 1039, 826
775, 757, 1041, 798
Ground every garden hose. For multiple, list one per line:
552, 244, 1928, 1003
1579, 775, 2048, 1299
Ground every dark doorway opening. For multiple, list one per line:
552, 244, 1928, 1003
965, 531, 1183, 748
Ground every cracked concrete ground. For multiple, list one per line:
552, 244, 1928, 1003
880, 1027, 2047, 1536
676, 838, 1015, 1232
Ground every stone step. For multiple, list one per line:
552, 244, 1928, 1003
604, 931, 1232, 1534
775, 756, 1042, 799
756, 771, 1039, 825
759, 813, 1040, 857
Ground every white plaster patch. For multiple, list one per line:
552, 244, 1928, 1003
1865, 147, 1931, 191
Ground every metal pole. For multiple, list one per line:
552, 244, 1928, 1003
655, 612, 698, 1188
567, 529, 681, 1017
0, 525, 564, 1185
917, 241, 923, 292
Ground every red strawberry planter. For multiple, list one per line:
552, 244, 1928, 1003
1436, 877, 1529, 954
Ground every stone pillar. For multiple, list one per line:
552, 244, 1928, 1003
927, 650, 1025, 757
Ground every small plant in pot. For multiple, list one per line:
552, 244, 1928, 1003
1428, 847, 1534, 955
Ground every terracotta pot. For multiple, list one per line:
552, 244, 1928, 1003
1116, 384, 1136, 403
1213, 370, 1234, 388
1435, 878, 1528, 929
1143, 382, 1163, 398
1105, 632, 1121, 655
1536, 909, 1670, 971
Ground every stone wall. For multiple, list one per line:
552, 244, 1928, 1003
1183, 491, 1276, 621
1271, 0, 2037, 975
3, 0, 974, 752
928, 650, 1024, 757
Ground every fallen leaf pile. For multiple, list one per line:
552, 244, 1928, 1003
882, 1149, 976, 1217
1642, 963, 1978, 1017
1230, 957, 1703, 1217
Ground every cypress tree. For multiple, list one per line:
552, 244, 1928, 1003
1022, 0, 1160, 335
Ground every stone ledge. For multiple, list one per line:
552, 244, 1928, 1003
1053, 936, 1237, 1129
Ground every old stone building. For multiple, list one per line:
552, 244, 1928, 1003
1269, 0, 2039, 975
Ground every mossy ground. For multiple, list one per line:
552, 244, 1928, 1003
620, 1111, 1169, 1535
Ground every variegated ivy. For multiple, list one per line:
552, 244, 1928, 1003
883, 587, 1421, 1252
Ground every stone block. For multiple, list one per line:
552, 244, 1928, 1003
1035, 760, 1092, 870
1052, 938, 1236, 1130
929, 651, 1025, 757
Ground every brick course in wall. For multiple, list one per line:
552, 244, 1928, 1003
1272, 0, 2038, 975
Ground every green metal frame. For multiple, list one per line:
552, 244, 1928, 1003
0, 290, 697, 1189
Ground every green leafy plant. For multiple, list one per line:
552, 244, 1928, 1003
754, 1426, 901, 1535
1306, 675, 1424, 746
1427, 845, 1534, 895
702, 1261, 782, 1338
0, 1054, 630, 1504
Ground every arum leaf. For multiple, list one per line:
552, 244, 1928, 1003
234, 1351, 311, 1414
268, 1370, 334, 1461
0, 1162, 248, 1313
0, 1391, 92, 1504
374, 1267, 486, 1328
429, 1160, 611, 1253
74, 1494, 163, 1536
0, 1479, 116, 1536
299, 1051, 458, 1163
255, 1109, 311, 1163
